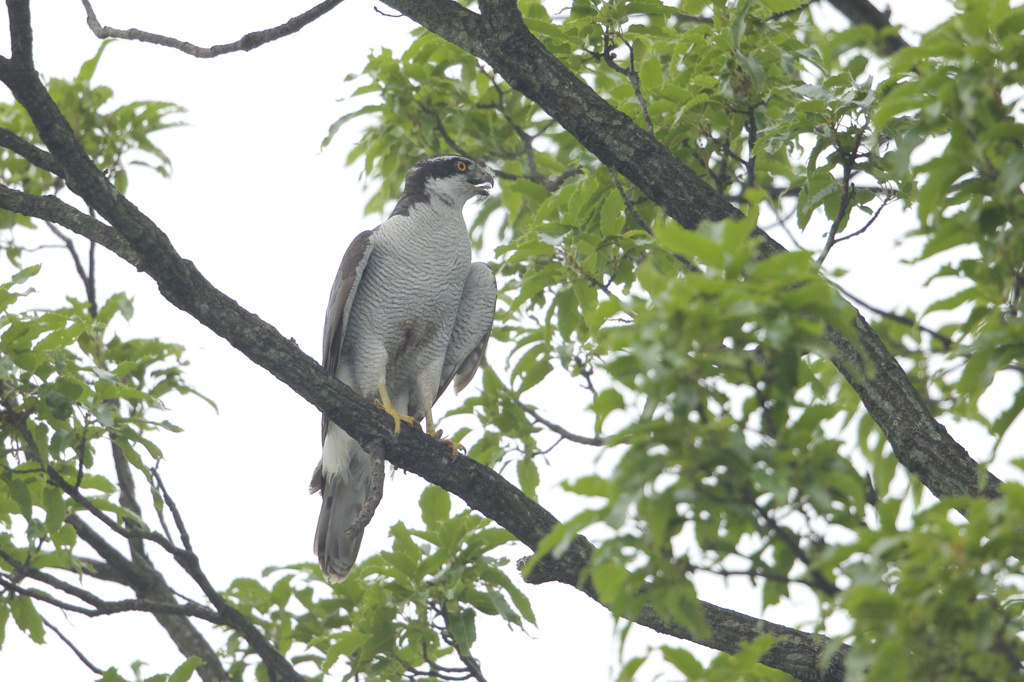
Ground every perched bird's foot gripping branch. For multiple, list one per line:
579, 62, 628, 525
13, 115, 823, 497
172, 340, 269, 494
425, 412, 466, 460
376, 382, 416, 435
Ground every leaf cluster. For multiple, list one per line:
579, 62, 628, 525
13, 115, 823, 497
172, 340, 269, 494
221, 487, 532, 681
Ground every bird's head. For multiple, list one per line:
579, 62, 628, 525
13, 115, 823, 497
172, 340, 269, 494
400, 155, 495, 210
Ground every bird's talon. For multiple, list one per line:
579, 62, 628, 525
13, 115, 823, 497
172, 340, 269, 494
375, 399, 416, 435
427, 428, 465, 460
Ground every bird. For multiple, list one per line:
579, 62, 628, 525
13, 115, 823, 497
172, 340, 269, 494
310, 155, 497, 583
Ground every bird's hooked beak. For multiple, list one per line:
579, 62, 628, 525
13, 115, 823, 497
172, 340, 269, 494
468, 166, 495, 197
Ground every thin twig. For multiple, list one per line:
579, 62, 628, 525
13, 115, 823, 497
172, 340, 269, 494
602, 37, 654, 135
150, 474, 176, 544
45, 221, 95, 313
521, 403, 605, 446
41, 615, 105, 674
817, 127, 865, 264
829, 280, 954, 350
0, 573, 224, 622
744, 107, 758, 192
533, 436, 565, 457
743, 495, 839, 596
609, 169, 699, 272
151, 467, 193, 552
80, 0, 345, 59
609, 169, 651, 234
0, 550, 224, 621
425, 99, 580, 191
833, 192, 894, 245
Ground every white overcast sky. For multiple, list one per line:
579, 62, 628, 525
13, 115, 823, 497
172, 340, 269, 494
4, 2, 1020, 681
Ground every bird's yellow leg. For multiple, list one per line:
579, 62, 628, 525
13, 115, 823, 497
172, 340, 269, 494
425, 407, 465, 459
375, 383, 416, 435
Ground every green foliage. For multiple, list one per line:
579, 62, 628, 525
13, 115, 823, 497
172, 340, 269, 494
841, 484, 1024, 682
48, 41, 184, 194
0, 270, 205, 639
0, 40, 184, 263
0, 41, 201, 681
870, 0, 1024, 441
221, 487, 530, 681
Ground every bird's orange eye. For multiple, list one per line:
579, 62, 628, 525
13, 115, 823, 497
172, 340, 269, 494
456, 160, 467, 171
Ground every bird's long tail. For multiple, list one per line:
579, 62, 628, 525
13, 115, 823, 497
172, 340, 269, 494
313, 424, 371, 583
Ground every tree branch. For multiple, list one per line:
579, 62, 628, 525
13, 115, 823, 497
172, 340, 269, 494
0, 550, 223, 622
7, 0, 32, 68
40, 615, 105, 675
0, 125, 63, 175
521, 403, 606, 447
80, 0, 347, 58
0, 185, 141, 265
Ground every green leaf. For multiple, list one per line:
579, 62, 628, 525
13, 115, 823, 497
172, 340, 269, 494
517, 457, 540, 500
43, 389, 73, 421
8, 477, 32, 519
654, 220, 723, 267
76, 39, 113, 84
639, 55, 663, 91
167, 657, 205, 682
616, 656, 646, 682
992, 389, 1024, 440
419, 486, 451, 529
661, 645, 704, 677
0, 600, 9, 647
591, 388, 624, 434
11, 264, 40, 285
487, 587, 521, 626
762, 576, 790, 608
734, 52, 764, 93
447, 607, 477, 653
600, 190, 626, 237
42, 484, 65, 533
10, 595, 44, 643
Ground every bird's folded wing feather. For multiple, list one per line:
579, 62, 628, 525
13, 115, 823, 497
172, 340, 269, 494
321, 229, 376, 443
437, 262, 497, 401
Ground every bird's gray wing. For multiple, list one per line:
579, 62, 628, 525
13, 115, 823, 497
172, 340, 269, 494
320, 229, 375, 444
436, 262, 497, 401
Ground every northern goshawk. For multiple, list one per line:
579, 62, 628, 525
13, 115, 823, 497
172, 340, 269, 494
310, 155, 497, 583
